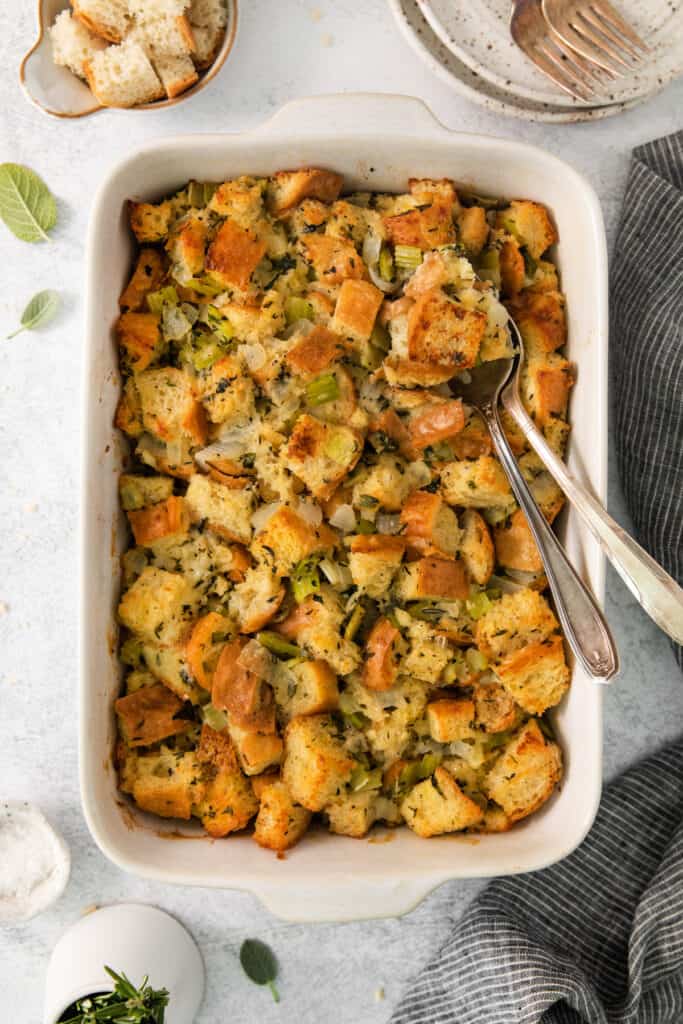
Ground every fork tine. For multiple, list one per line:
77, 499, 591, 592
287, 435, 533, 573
534, 42, 597, 100
589, 0, 650, 52
579, 7, 643, 62
549, 29, 615, 85
564, 18, 632, 70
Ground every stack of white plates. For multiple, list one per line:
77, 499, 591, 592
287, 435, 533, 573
388, 0, 683, 121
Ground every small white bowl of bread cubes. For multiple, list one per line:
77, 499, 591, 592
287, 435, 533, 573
22, 0, 232, 114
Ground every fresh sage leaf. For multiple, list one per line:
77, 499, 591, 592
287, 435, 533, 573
0, 163, 57, 242
7, 289, 60, 339
240, 938, 280, 1003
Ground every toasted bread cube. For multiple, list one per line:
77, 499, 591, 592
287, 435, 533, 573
520, 354, 575, 427
348, 534, 406, 598
212, 638, 276, 730
408, 177, 457, 202
383, 356, 456, 388
118, 566, 193, 645
127, 495, 189, 546
252, 505, 337, 573
119, 474, 173, 511
441, 456, 514, 510
125, 750, 205, 820
473, 680, 519, 733
485, 719, 562, 821
141, 642, 205, 703
205, 219, 266, 289
268, 169, 344, 215
528, 259, 560, 293
286, 414, 363, 501
72, 0, 128, 43
153, 52, 198, 99
116, 378, 144, 437
495, 635, 569, 715
325, 790, 382, 839
136, 367, 206, 444
494, 509, 543, 574
254, 780, 312, 851
459, 508, 494, 585
475, 588, 559, 660
124, 669, 156, 694
115, 682, 189, 747
544, 417, 571, 458
509, 289, 566, 356
395, 557, 469, 601
427, 699, 475, 742
285, 325, 346, 377
331, 280, 383, 343
363, 617, 401, 692
530, 471, 565, 522
184, 474, 254, 543
129, 199, 173, 243
301, 234, 366, 286
189, 0, 228, 66
400, 490, 462, 558
400, 616, 451, 683
277, 590, 360, 675
497, 200, 557, 259
116, 312, 161, 372
195, 765, 259, 836
282, 714, 355, 811
228, 566, 286, 634
457, 206, 488, 256
201, 355, 255, 426
401, 766, 484, 837
407, 289, 486, 370
167, 213, 208, 281
228, 721, 284, 776
84, 40, 165, 107
185, 612, 232, 690
352, 454, 415, 513
251, 771, 280, 800
407, 399, 465, 452
119, 249, 166, 312
208, 175, 265, 221
500, 237, 525, 297
50, 9, 107, 75
451, 413, 493, 460
384, 189, 456, 249
284, 660, 340, 719
216, 291, 285, 344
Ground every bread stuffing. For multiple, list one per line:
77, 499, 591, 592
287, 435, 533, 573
113, 169, 573, 850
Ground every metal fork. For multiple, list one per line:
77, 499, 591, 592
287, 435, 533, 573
542, 0, 649, 76
511, 0, 617, 102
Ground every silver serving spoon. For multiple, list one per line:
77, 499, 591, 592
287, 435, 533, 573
450, 339, 620, 682
503, 318, 683, 649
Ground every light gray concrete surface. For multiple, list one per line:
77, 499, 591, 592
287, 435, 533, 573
1, 2, 682, 1021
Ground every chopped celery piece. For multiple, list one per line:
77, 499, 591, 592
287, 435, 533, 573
466, 591, 493, 620
291, 555, 321, 603
285, 296, 314, 325
147, 285, 179, 314
417, 752, 442, 779
407, 601, 443, 623
120, 636, 145, 668
323, 430, 358, 465
202, 704, 228, 731
485, 586, 502, 601
356, 518, 376, 535
424, 441, 453, 465
478, 249, 501, 288
398, 762, 421, 790
378, 245, 395, 281
188, 181, 217, 207
465, 648, 489, 673
306, 373, 340, 406
370, 322, 391, 352
338, 690, 358, 715
346, 711, 371, 730
344, 603, 365, 642
206, 305, 234, 342
523, 249, 538, 278
257, 631, 301, 658
350, 765, 383, 792
184, 276, 224, 297
192, 338, 225, 371
394, 245, 423, 270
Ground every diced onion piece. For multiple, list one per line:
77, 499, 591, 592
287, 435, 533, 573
362, 233, 399, 294
239, 342, 266, 372
329, 504, 357, 533
162, 304, 193, 341
297, 501, 323, 527
236, 638, 275, 679
376, 513, 401, 535
251, 502, 282, 534
319, 559, 352, 589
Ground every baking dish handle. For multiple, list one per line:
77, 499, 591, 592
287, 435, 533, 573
250, 92, 450, 139
256, 878, 439, 923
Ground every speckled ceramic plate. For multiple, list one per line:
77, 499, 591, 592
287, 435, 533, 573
417, 0, 683, 108
388, 0, 651, 120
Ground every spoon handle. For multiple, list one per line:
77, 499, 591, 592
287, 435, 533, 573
483, 401, 619, 682
503, 384, 683, 648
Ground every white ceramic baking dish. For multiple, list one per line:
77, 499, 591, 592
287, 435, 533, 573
80, 93, 606, 922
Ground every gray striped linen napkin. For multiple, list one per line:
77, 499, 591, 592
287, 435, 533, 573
390, 132, 683, 1024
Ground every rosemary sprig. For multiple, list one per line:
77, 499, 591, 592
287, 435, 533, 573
59, 967, 169, 1024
